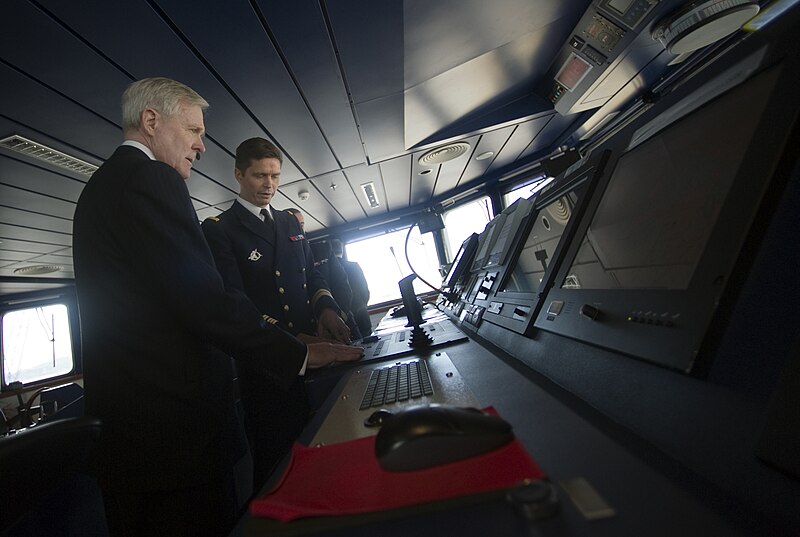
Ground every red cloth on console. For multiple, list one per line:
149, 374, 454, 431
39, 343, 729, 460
249, 409, 545, 522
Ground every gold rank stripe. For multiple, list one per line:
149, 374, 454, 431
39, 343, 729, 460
261, 314, 279, 325
310, 289, 333, 308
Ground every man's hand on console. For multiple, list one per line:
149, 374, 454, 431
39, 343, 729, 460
307, 342, 364, 369
317, 308, 351, 343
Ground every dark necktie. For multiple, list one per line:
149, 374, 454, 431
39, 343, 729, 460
260, 208, 276, 236
261, 208, 275, 239
261, 209, 275, 230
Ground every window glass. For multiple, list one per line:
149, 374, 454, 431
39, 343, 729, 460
442, 196, 493, 261
2, 304, 74, 385
345, 227, 442, 306
502, 176, 554, 209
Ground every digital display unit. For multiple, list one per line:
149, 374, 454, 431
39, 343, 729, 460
463, 198, 534, 327
442, 233, 479, 295
469, 213, 507, 272
534, 63, 796, 372
479, 151, 610, 335
483, 197, 535, 270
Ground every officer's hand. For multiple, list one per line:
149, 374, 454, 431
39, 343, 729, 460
306, 342, 364, 369
297, 333, 337, 345
317, 308, 351, 344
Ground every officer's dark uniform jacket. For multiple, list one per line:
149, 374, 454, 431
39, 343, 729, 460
201, 199, 341, 488
201, 199, 339, 336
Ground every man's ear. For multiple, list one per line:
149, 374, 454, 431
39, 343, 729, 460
234, 167, 244, 185
141, 108, 159, 135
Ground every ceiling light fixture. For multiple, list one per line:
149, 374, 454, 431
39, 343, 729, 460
419, 169, 432, 175
298, 190, 310, 201
0, 134, 98, 176
475, 151, 494, 161
13, 264, 63, 275
417, 142, 471, 166
361, 182, 380, 208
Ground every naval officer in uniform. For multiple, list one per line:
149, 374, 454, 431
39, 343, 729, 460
202, 137, 357, 490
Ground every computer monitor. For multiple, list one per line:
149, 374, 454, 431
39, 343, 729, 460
443, 233, 479, 291
535, 62, 796, 372
483, 197, 536, 270
469, 213, 506, 272
479, 151, 610, 335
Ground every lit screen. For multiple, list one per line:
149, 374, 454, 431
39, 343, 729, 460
556, 53, 592, 91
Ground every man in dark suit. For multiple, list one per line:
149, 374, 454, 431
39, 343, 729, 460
201, 137, 356, 490
73, 78, 362, 537
332, 238, 373, 337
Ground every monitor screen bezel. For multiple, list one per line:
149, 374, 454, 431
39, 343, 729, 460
533, 62, 795, 373
443, 233, 479, 291
478, 151, 611, 335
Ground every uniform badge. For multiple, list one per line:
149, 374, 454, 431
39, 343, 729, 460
289, 234, 305, 242
248, 249, 262, 261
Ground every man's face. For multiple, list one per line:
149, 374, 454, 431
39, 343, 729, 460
150, 103, 205, 179
235, 157, 282, 207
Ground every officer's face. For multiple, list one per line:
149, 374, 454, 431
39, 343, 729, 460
235, 157, 281, 207
148, 102, 205, 179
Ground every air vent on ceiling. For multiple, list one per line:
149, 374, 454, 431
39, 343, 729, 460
361, 182, 380, 208
417, 142, 471, 166
13, 264, 63, 275
0, 134, 98, 176
652, 0, 760, 54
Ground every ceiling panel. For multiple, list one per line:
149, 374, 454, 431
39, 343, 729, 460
342, 164, 388, 217
157, 0, 340, 177
310, 171, 366, 222
379, 156, 412, 213
259, 0, 366, 169
456, 126, 516, 189
0, 0, 680, 296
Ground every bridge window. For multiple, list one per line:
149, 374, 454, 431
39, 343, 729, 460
502, 176, 554, 209
442, 196, 493, 261
2, 303, 74, 386
345, 227, 442, 306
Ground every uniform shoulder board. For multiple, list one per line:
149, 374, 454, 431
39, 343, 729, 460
261, 314, 279, 325
204, 216, 220, 222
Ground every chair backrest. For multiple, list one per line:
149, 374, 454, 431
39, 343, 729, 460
0, 416, 104, 535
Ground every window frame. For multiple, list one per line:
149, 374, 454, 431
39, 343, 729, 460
1, 293, 80, 390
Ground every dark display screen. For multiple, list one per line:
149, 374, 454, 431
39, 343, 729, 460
443, 234, 478, 289
501, 189, 583, 294
561, 81, 764, 291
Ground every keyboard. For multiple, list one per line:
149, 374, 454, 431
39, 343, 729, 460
359, 359, 434, 410
307, 352, 479, 446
